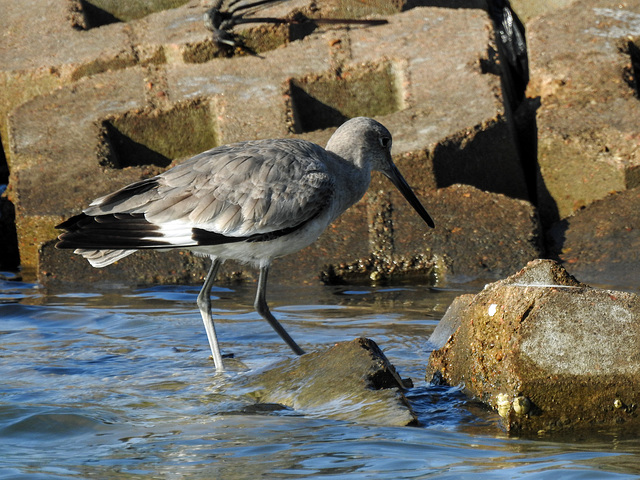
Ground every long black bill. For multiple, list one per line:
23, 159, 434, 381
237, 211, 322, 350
384, 164, 435, 228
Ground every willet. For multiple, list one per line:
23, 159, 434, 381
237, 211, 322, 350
56, 117, 434, 370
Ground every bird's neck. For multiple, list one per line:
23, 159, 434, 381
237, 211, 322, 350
326, 138, 369, 169
325, 151, 371, 219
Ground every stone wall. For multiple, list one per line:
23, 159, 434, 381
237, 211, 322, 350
3, 0, 637, 288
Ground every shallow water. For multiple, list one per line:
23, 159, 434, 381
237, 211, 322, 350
1, 275, 640, 479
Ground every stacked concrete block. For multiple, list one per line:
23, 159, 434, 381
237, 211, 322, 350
527, 0, 640, 225
525, 0, 640, 284
3, 0, 539, 285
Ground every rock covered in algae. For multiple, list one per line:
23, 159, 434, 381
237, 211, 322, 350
426, 259, 640, 434
247, 338, 417, 426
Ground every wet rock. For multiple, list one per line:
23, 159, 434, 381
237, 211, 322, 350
426, 259, 640, 434
427, 293, 474, 350
395, 184, 543, 283
548, 187, 640, 287
526, 0, 640, 226
321, 183, 543, 285
246, 338, 417, 426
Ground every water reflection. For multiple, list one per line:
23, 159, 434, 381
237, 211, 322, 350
1, 276, 640, 478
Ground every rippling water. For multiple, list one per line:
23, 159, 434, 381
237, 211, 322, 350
1, 275, 639, 479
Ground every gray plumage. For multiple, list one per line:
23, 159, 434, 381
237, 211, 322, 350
56, 117, 434, 370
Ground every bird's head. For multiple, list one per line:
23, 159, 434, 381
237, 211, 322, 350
327, 117, 435, 229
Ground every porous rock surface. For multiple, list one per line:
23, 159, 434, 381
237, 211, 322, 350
426, 259, 640, 433
527, 0, 640, 227
2, 0, 536, 285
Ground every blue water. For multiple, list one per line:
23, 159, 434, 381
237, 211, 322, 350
1, 275, 640, 479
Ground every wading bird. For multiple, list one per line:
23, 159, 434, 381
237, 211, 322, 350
56, 117, 434, 370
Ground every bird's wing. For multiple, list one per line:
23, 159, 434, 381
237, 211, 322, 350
65, 139, 334, 248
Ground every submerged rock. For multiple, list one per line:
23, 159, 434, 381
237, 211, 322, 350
246, 338, 417, 426
426, 259, 640, 434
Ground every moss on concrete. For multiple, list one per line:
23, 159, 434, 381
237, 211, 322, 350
98, 99, 218, 168
537, 137, 627, 225
181, 41, 232, 63
288, 62, 402, 132
70, 51, 139, 82
15, 214, 61, 277
325, 0, 403, 18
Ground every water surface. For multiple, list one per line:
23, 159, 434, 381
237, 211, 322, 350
1, 276, 639, 479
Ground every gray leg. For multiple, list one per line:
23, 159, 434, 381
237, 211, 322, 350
197, 257, 224, 370
254, 265, 305, 356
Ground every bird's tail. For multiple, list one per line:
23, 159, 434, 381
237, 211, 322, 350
73, 248, 137, 268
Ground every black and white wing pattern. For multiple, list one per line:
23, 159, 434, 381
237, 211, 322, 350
56, 139, 335, 255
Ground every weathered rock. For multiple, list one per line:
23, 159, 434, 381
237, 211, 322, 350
548, 187, 640, 288
526, 0, 640, 226
426, 259, 640, 433
324, 183, 543, 284
246, 338, 417, 426
405, 184, 542, 282
5, 3, 525, 285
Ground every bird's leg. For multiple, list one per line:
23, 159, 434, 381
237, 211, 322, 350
197, 257, 225, 370
255, 265, 305, 355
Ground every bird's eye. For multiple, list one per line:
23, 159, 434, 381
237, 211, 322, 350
379, 136, 391, 149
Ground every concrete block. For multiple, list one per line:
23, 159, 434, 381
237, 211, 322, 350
526, 0, 640, 225
548, 187, 640, 287
393, 184, 542, 282
5, 3, 524, 285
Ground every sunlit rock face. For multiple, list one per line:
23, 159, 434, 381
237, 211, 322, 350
427, 259, 640, 434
